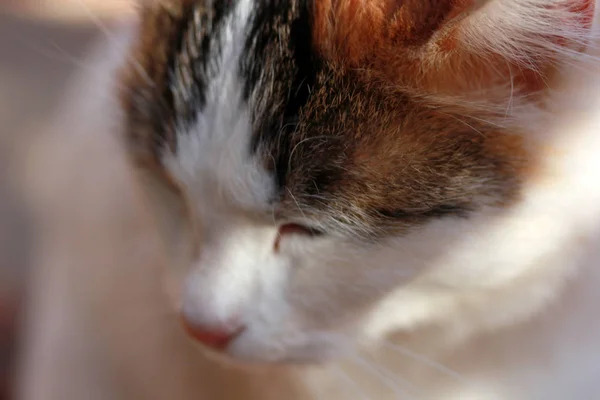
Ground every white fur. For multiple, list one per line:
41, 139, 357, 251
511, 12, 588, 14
163, 0, 278, 330
16, 1, 600, 399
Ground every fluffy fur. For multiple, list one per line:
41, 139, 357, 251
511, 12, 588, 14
15, 1, 600, 399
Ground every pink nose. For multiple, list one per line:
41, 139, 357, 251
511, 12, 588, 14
180, 317, 241, 350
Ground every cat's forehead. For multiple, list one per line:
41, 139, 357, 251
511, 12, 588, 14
122, 0, 323, 210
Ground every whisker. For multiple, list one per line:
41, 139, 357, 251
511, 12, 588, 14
504, 59, 514, 119
463, 112, 508, 129
14, 34, 148, 102
73, 0, 120, 36
363, 352, 426, 397
73, 0, 155, 88
435, 111, 488, 138
331, 364, 370, 400
350, 354, 417, 399
16, 35, 96, 72
286, 188, 308, 221
382, 341, 470, 385
287, 135, 337, 177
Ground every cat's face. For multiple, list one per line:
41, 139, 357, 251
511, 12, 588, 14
120, 0, 593, 364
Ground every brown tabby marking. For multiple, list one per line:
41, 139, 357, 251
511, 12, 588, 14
119, 0, 594, 236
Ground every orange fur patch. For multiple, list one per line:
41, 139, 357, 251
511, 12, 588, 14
313, 0, 461, 65
312, 0, 595, 96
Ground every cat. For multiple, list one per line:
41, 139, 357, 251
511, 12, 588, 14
15, 0, 600, 399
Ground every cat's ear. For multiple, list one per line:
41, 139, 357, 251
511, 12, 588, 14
313, 0, 596, 95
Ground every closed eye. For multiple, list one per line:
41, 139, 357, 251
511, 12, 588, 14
274, 223, 323, 252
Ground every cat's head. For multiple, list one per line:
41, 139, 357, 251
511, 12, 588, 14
119, 0, 594, 365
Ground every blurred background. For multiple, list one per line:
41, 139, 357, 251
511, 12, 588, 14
0, 1, 133, 398
0, 0, 133, 144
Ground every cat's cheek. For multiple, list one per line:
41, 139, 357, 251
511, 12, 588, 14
226, 326, 352, 364
275, 235, 316, 256
276, 235, 335, 263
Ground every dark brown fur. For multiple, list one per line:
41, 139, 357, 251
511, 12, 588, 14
271, 67, 527, 235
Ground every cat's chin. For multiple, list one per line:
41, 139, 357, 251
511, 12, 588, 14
194, 349, 329, 371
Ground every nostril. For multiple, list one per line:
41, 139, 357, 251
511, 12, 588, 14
180, 316, 243, 351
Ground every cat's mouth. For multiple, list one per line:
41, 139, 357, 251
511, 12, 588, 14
180, 315, 350, 366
